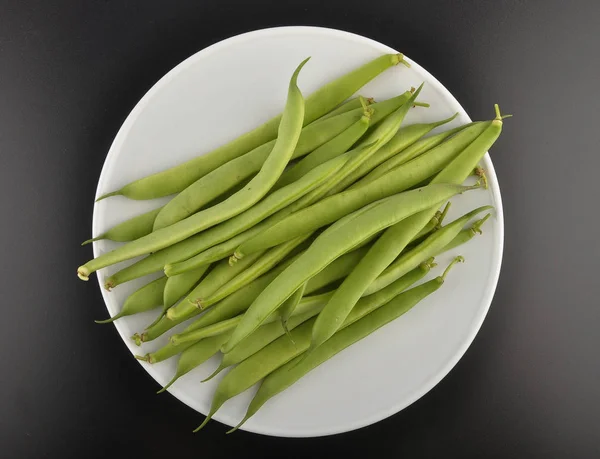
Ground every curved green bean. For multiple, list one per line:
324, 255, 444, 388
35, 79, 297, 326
97, 53, 407, 201
153, 91, 410, 229
274, 103, 372, 189
78, 59, 307, 281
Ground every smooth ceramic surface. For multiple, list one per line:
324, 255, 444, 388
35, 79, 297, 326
91, 26, 504, 437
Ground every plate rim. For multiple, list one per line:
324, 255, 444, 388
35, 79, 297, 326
91, 25, 504, 437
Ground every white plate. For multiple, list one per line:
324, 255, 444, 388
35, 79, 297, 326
91, 26, 504, 437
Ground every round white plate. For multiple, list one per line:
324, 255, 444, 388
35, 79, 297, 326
91, 26, 504, 437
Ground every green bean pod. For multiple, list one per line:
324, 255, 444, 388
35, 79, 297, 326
437, 213, 491, 254
353, 122, 480, 189
328, 114, 460, 194
171, 292, 330, 347
78, 59, 307, 281
274, 107, 372, 189
231, 258, 462, 432
165, 250, 264, 322
194, 235, 311, 311
203, 307, 319, 383
222, 182, 475, 353
232, 121, 490, 259
310, 206, 491, 353
195, 260, 433, 431
95, 276, 167, 324
156, 333, 231, 393
152, 92, 411, 230
163, 265, 209, 310
82, 207, 162, 246
132, 254, 261, 345
313, 96, 371, 122
97, 53, 407, 201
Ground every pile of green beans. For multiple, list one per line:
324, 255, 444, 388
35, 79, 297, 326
79, 53, 509, 434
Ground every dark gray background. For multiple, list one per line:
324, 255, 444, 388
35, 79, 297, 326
1, 0, 598, 457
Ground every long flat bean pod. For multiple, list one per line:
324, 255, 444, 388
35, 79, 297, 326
78, 59, 307, 281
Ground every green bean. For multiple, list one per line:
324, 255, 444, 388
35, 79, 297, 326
203, 307, 318, 383
146, 265, 210, 328
96, 54, 407, 201
259, 82, 422, 230
165, 251, 264, 322
222, 182, 476, 353
195, 260, 433, 431
274, 104, 372, 189
78, 59, 307, 281
156, 333, 231, 393
353, 122, 480, 189
314, 96, 372, 122
163, 266, 209, 310
438, 213, 490, 253
178, 255, 300, 335
310, 206, 491, 353
81, 207, 162, 246
192, 235, 311, 312
231, 121, 490, 259
161, 148, 350, 278
95, 276, 167, 324
231, 257, 462, 432
329, 114, 461, 194
152, 92, 410, 230
132, 254, 262, 345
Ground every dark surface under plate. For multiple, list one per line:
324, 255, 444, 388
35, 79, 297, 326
1, 0, 599, 457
